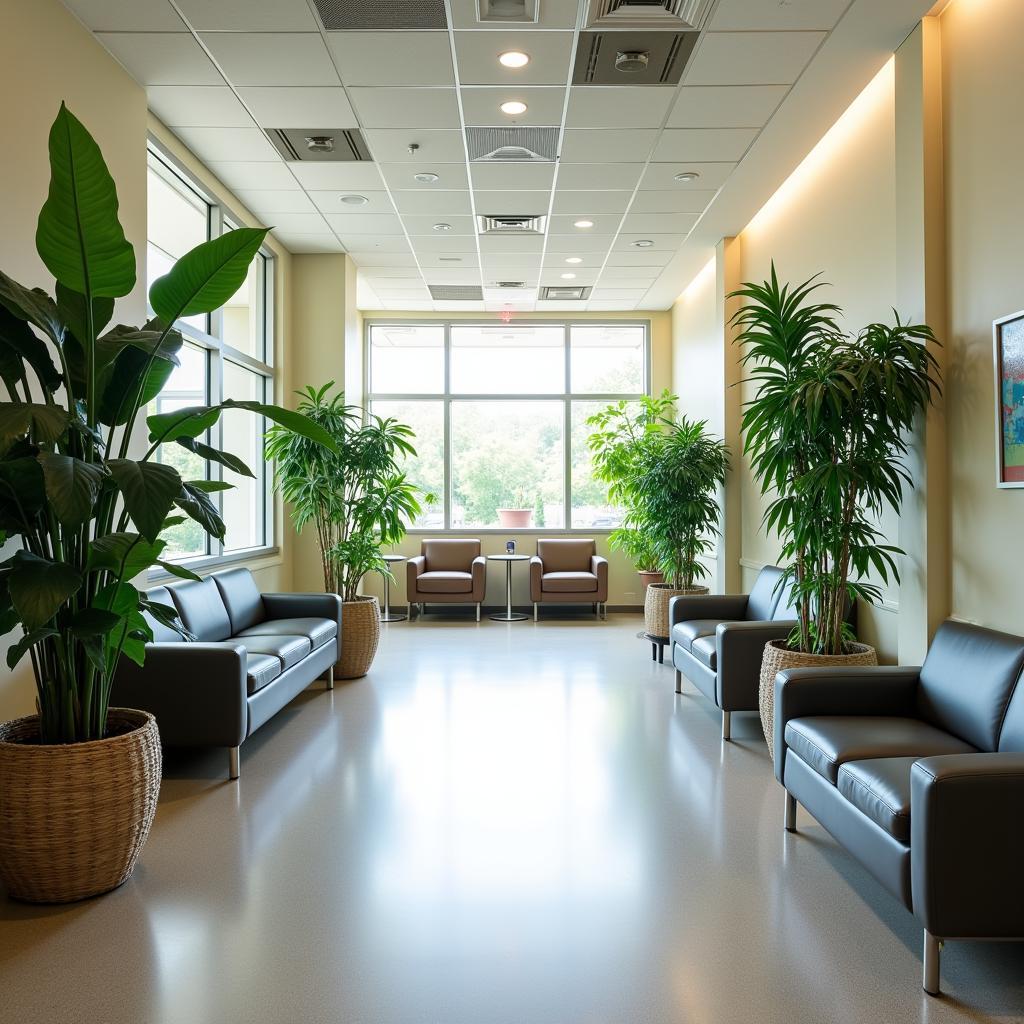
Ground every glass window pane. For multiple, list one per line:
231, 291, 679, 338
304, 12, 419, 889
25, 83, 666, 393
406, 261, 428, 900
450, 326, 564, 394
370, 401, 444, 529
370, 325, 444, 393
570, 400, 642, 529
222, 250, 265, 361
570, 325, 645, 394
222, 362, 267, 552
451, 401, 564, 528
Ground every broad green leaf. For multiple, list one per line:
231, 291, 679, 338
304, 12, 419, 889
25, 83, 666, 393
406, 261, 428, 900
174, 480, 225, 540
156, 560, 202, 582
147, 404, 220, 445
149, 227, 267, 323
176, 437, 254, 478
94, 581, 151, 669
107, 459, 182, 542
140, 596, 191, 638
37, 451, 106, 526
0, 270, 65, 346
69, 607, 122, 636
8, 551, 83, 631
88, 532, 166, 579
98, 327, 182, 425
55, 283, 114, 348
7, 627, 58, 670
222, 399, 339, 452
0, 402, 69, 445
186, 479, 233, 493
0, 454, 47, 532
0, 304, 62, 395
35, 103, 136, 299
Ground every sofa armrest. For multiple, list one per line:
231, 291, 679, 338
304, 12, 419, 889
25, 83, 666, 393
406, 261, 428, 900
262, 592, 342, 632
406, 555, 425, 596
471, 555, 487, 597
716, 620, 798, 709
669, 593, 748, 627
911, 753, 1024, 938
530, 555, 543, 601
774, 666, 921, 783
590, 555, 608, 588
111, 642, 248, 748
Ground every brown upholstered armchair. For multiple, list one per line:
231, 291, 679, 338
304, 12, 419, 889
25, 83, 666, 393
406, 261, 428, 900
530, 538, 608, 620
407, 538, 487, 621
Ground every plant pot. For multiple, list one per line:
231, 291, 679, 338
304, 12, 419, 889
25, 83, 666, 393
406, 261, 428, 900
644, 582, 709, 641
637, 570, 664, 591
338, 595, 381, 680
497, 508, 533, 528
0, 708, 161, 903
758, 640, 878, 757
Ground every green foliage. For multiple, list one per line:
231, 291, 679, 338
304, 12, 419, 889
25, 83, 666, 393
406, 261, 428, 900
732, 264, 941, 656
266, 383, 425, 603
0, 104, 333, 743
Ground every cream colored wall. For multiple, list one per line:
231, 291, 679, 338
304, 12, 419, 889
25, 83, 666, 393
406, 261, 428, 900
0, 0, 148, 720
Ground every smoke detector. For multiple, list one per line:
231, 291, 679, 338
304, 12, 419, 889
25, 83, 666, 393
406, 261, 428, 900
268, 128, 371, 162
615, 51, 650, 73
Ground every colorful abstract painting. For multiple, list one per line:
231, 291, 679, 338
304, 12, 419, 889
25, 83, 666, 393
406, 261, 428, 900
997, 312, 1024, 485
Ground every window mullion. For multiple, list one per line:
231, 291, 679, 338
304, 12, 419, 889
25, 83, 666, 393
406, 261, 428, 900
443, 322, 452, 531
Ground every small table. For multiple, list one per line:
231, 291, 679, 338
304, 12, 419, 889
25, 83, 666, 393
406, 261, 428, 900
487, 554, 530, 622
380, 554, 407, 622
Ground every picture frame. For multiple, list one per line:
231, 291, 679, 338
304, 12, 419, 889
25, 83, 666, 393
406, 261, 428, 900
994, 309, 1024, 488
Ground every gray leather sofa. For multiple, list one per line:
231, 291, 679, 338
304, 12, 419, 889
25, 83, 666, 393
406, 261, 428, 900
669, 566, 797, 739
774, 619, 1024, 994
112, 567, 341, 780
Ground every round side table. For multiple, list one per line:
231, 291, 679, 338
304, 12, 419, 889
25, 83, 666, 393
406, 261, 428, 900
380, 554, 407, 622
487, 554, 530, 622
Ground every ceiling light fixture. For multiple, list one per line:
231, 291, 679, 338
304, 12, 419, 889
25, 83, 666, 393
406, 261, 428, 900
304, 135, 334, 153
414, 172, 439, 183
500, 100, 528, 116
499, 50, 530, 69
565, 257, 583, 264
340, 194, 368, 206
674, 171, 701, 183
433, 222, 453, 232
561, 273, 576, 280
573, 219, 594, 228
631, 239, 655, 248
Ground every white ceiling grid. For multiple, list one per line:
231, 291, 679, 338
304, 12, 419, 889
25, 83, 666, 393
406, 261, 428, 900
65, 0, 924, 311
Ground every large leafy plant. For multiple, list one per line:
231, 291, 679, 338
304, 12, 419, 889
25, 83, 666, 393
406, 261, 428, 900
0, 104, 334, 743
732, 265, 941, 656
266, 383, 424, 603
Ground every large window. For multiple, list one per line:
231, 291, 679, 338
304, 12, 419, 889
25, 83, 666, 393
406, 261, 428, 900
367, 322, 648, 530
147, 147, 275, 563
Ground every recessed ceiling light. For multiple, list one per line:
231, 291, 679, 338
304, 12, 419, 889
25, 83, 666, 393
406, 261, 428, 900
561, 273, 577, 280
573, 219, 594, 229
499, 50, 530, 69
340, 194, 368, 206
500, 100, 528, 116
433, 222, 453, 232
674, 171, 700, 183
565, 257, 583, 264
631, 239, 655, 248
414, 172, 439, 183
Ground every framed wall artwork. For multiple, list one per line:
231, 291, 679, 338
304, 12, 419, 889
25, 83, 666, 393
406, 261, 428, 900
994, 309, 1024, 487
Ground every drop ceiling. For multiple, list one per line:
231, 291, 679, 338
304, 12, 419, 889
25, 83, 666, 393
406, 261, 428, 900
67, 0, 940, 312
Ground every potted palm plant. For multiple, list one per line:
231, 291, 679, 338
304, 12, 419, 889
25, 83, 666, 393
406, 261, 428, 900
0, 104, 334, 903
266, 384, 424, 680
732, 266, 941, 753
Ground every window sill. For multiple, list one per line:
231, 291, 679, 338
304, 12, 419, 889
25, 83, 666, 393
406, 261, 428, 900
147, 545, 280, 584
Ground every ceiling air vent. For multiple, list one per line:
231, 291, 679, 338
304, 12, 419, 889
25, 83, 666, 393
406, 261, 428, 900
428, 285, 484, 301
268, 129, 371, 162
572, 31, 697, 86
312, 0, 447, 30
585, 0, 714, 30
477, 215, 547, 234
541, 286, 592, 301
492, 281, 528, 289
466, 126, 559, 162
477, 0, 539, 23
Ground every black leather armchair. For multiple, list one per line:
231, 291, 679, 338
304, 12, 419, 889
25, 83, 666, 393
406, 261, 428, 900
774, 620, 1024, 994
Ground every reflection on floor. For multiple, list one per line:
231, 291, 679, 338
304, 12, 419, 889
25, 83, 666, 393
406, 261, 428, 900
2, 614, 1022, 1023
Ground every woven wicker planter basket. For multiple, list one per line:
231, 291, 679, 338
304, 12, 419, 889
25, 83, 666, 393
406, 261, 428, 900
759, 641, 878, 757
0, 708, 161, 903
644, 582, 709, 641
338, 596, 381, 680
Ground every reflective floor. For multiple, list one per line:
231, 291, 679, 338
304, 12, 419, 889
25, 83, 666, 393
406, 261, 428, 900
2, 614, 1022, 1023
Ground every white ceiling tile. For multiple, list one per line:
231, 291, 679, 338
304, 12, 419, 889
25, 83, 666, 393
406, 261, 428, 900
372, 288, 432, 300
478, 235, 544, 254
308, 190, 394, 214
620, 215, 696, 234
481, 258, 542, 273
651, 129, 757, 163
404, 215, 477, 235
630, 190, 718, 214
208, 160, 297, 190
598, 265, 665, 279
234, 190, 317, 214
176, 0, 316, 30
273, 233, 345, 253
587, 300, 638, 311
450, 0, 579, 30
540, 271, 597, 286
334, 236, 411, 253
555, 163, 643, 190
349, 88, 460, 129
418, 253, 480, 268
322, 213, 406, 235
639, 162, 736, 189
473, 191, 549, 216
551, 191, 631, 215
605, 250, 673, 267
710, 0, 850, 31
565, 87, 675, 129
545, 234, 614, 253
389, 187, 472, 214
200, 33, 339, 87
95, 33, 219, 85
547, 214, 621, 234
349, 254, 417, 267
667, 85, 789, 129
560, 129, 658, 163
471, 163, 555, 190
328, 32, 455, 87
64, 0, 183, 30
453, 31, 574, 86
364, 130, 467, 163
289, 163, 385, 190
686, 32, 826, 86
147, 86, 253, 128
263, 212, 333, 234
434, 301, 487, 311
590, 288, 649, 300
597, 275, 656, 289
237, 87, 356, 128
541, 253, 604, 270
613, 231, 687, 250
412, 234, 482, 252
421, 269, 481, 284
460, 87, 565, 127
171, 126, 279, 163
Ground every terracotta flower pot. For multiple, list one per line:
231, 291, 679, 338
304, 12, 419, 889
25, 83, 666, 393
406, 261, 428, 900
644, 582, 709, 641
337, 596, 381, 679
497, 509, 533, 528
0, 708, 161, 903
637, 570, 664, 591
758, 640, 878, 757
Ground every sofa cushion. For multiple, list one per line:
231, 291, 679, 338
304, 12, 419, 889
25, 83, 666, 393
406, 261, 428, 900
541, 571, 598, 594
422, 539, 480, 572
690, 634, 717, 672
785, 716, 975, 784
238, 634, 311, 670
238, 617, 337, 651
746, 565, 783, 622
418, 570, 473, 594
246, 653, 282, 695
537, 538, 595, 573
142, 586, 184, 643
837, 757, 918, 842
214, 567, 265, 634
671, 619, 720, 653
169, 578, 233, 642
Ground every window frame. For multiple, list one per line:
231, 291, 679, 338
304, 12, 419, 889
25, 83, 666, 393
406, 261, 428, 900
146, 140, 278, 577
364, 319, 652, 534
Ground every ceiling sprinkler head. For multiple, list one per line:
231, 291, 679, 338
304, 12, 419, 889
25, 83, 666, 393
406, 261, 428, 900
414, 172, 440, 183
305, 135, 335, 153
407, 142, 420, 155
615, 51, 650, 74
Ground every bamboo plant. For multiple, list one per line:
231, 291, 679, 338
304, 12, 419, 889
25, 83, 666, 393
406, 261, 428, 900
0, 104, 335, 744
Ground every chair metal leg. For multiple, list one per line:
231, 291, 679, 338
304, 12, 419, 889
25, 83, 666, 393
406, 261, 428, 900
784, 792, 797, 832
228, 746, 240, 780
534, 602, 538, 622
721, 710, 731, 740
923, 931, 941, 995
326, 665, 334, 690
476, 602, 481, 622
674, 669, 682, 694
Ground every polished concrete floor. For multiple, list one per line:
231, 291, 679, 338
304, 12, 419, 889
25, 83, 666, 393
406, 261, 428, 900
2, 613, 1022, 1023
